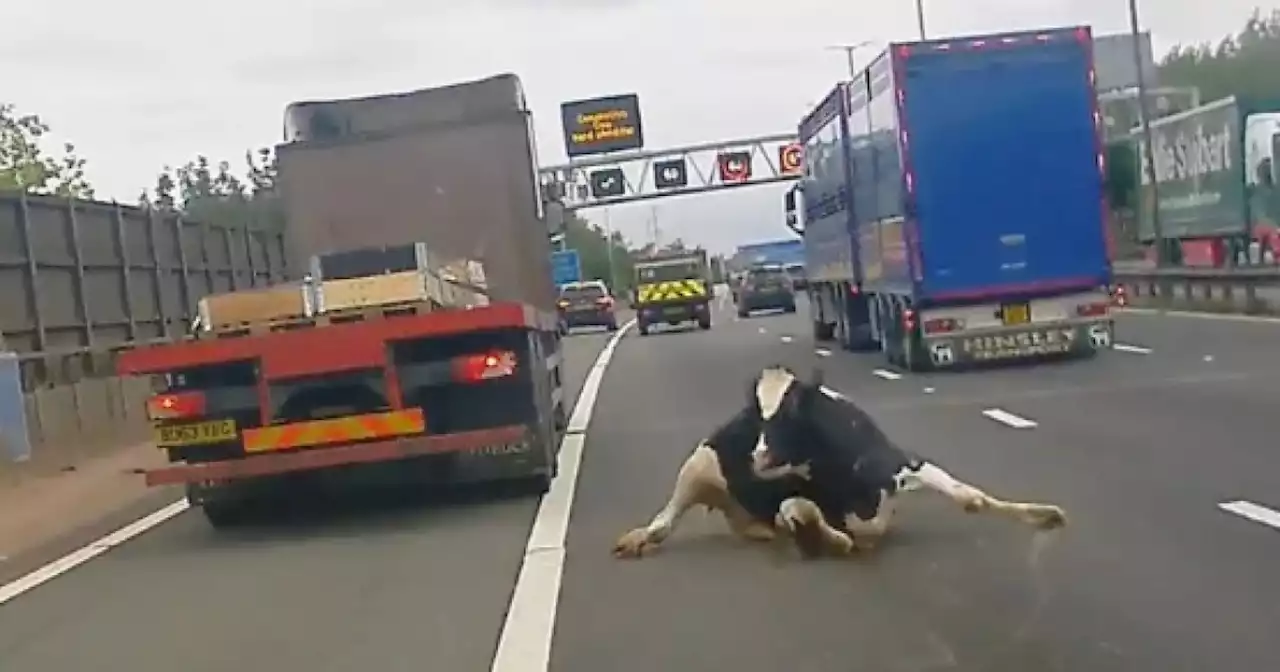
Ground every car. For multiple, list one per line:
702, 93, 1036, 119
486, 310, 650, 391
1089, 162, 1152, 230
784, 263, 808, 290
736, 265, 797, 317
557, 280, 619, 332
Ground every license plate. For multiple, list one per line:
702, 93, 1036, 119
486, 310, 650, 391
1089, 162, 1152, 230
156, 419, 237, 446
664, 307, 685, 315
1001, 302, 1030, 326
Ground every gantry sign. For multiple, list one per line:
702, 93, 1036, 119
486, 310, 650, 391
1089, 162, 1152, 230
542, 93, 802, 211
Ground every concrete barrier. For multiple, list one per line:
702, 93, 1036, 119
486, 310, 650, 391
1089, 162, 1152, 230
0, 375, 152, 481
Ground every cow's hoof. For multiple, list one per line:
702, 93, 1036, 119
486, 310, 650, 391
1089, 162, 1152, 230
613, 528, 653, 559
1024, 505, 1067, 530
962, 496, 987, 513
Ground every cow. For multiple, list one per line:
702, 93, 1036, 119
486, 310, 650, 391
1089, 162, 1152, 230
612, 365, 1067, 560
752, 366, 1068, 557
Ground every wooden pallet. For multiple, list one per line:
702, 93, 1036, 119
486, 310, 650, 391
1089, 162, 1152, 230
204, 299, 443, 339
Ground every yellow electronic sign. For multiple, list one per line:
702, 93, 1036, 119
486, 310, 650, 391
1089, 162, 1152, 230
560, 94, 645, 158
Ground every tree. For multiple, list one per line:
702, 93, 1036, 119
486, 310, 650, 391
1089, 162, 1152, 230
0, 103, 94, 198
146, 147, 283, 230
1158, 9, 1280, 102
562, 214, 635, 291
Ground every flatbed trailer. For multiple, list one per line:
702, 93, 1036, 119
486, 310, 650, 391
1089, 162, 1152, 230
118, 299, 564, 527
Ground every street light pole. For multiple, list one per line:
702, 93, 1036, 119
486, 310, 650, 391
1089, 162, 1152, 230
825, 41, 872, 78
1127, 0, 1166, 266
915, 0, 928, 40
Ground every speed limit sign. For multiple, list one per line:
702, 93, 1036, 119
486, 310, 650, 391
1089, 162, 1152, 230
779, 143, 802, 175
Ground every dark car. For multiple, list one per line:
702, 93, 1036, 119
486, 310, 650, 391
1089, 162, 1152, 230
784, 263, 808, 290
557, 281, 619, 332
737, 265, 797, 317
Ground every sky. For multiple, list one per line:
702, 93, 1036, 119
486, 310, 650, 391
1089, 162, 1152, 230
4, 0, 1267, 254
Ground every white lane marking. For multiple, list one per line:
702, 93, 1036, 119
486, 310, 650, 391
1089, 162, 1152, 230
0, 499, 189, 606
981, 408, 1038, 429
1121, 308, 1280, 324
780, 335, 793, 343
872, 369, 902, 381
1203, 355, 1215, 362
758, 327, 767, 334
819, 386, 845, 399
1112, 343, 1152, 354
922, 387, 936, 394
1219, 500, 1280, 531
491, 319, 634, 672
815, 348, 832, 357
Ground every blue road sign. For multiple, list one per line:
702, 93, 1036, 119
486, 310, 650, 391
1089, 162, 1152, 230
551, 249, 583, 285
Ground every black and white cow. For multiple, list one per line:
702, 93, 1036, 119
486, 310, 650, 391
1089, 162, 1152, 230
612, 366, 1067, 559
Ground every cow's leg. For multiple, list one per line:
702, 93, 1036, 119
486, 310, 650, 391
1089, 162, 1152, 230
776, 497, 854, 558
843, 490, 897, 552
906, 462, 1067, 529
614, 443, 769, 558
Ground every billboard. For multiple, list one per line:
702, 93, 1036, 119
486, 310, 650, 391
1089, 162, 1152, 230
560, 94, 645, 158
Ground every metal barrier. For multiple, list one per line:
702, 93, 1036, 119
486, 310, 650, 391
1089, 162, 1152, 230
1112, 262, 1280, 315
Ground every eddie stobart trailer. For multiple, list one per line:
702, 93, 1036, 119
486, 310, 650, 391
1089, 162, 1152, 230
796, 26, 1114, 370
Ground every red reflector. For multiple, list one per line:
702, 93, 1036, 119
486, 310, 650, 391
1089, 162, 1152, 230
1076, 302, 1109, 317
902, 309, 917, 331
147, 391, 206, 420
922, 318, 960, 334
454, 350, 518, 383
849, 284, 860, 295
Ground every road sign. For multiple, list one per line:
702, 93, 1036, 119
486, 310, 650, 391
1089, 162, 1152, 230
654, 159, 688, 189
779, 143, 802, 175
589, 168, 626, 198
551, 249, 583, 286
560, 94, 645, 158
718, 151, 752, 183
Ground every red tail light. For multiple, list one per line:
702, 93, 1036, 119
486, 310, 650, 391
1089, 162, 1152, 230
1076, 302, 1109, 317
1111, 286, 1127, 307
596, 297, 614, 308
147, 391, 206, 421
902, 309, 917, 332
453, 350, 518, 383
922, 317, 962, 334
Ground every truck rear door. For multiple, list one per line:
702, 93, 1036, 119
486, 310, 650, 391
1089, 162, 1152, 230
900, 29, 1109, 299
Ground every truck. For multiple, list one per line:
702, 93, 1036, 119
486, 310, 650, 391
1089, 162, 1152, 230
727, 238, 805, 298
793, 26, 1114, 371
632, 248, 713, 335
1132, 95, 1280, 266
115, 74, 567, 528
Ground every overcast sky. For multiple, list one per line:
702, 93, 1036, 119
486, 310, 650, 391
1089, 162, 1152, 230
5, 0, 1265, 254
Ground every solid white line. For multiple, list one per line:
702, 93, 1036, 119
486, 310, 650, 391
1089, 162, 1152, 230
1219, 500, 1280, 531
490, 318, 635, 672
1121, 308, 1280, 324
981, 408, 1038, 429
1112, 343, 1153, 354
871, 369, 902, 380
0, 499, 189, 606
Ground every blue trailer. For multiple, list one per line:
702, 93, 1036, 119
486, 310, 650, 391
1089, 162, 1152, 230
796, 26, 1114, 370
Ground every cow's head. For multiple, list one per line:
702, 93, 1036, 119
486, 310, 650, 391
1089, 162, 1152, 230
748, 365, 825, 475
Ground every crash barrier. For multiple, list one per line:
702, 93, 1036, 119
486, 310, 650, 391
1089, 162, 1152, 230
1112, 264, 1280, 315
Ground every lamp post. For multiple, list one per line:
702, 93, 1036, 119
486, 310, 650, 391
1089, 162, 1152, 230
915, 0, 927, 40
825, 41, 873, 78
1127, 0, 1167, 265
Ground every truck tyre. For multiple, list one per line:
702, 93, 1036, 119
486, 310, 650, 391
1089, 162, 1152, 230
697, 314, 712, 330
737, 308, 749, 319
814, 321, 836, 341
201, 500, 251, 530
638, 322, 651, 336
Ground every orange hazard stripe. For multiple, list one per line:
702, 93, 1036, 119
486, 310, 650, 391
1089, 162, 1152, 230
243, 408, 425, 454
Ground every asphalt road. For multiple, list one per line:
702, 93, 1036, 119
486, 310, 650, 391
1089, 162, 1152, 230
2, 296, 1279, 671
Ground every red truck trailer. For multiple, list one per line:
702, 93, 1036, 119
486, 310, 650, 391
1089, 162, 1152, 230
116, 74, 566, 528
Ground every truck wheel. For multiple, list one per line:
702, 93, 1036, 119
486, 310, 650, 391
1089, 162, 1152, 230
202, 500, 251, 530
638, 322, 651, 336
698, 314, 712, 330
814, 321, 836, 341
737, 308, 749, 319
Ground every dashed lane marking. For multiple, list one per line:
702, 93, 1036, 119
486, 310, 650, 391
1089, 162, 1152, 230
490, 318, 635, 672
981, 408, 1038, 429
815, 348, 832, 357
1218, 500, 1280, 531
1112, 343, 1152, 354
780, 335, 793, 343
758, 327, 767, 334
871, 369, 903, 380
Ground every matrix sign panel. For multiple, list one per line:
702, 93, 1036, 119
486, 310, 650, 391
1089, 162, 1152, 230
718, 151, 753, 183
653, 159, 688, 189
589, 168, 626, 198
560, 94, 645, 158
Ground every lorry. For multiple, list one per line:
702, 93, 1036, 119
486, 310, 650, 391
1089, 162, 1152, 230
116, 74, 567, 528
1132, 95, 1280, 266
632, 248, 713, 335
792, 26, 1114, 371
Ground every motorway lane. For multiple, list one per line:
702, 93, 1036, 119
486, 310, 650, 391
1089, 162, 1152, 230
0, 328, 616, 672
552, 303, 1280, 672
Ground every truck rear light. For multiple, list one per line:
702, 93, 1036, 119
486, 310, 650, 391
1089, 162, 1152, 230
1111, 286, 1128, 307
1076, 302, 1109, 317
453, 350, 517, 383
922, 317, 962, 334
902, 309, 917, 332
147, 391, 206, 420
